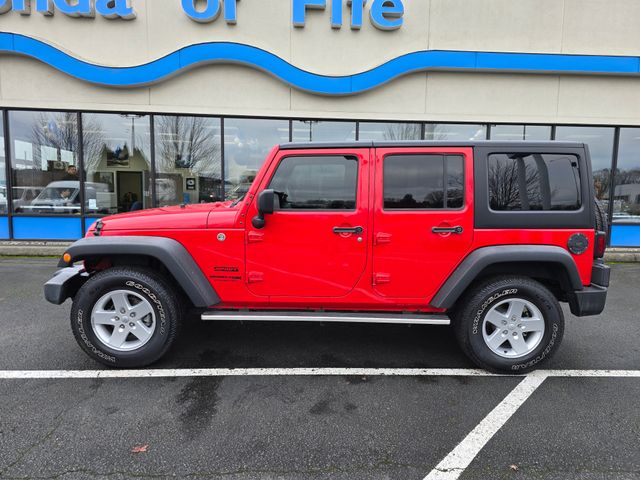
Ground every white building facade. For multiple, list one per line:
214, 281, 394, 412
0, 0, 638, 246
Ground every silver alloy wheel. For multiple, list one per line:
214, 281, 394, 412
482, 298, 545, 359
91, 289, 156, 352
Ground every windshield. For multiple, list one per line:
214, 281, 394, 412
37, 187, 79, 203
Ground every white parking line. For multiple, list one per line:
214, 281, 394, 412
0, 368, 638, 379
423, 373, 548, 480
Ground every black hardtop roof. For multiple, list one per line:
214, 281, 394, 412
279, 140, 587, 150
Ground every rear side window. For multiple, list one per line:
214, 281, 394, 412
488, 153, 581, 211
384, 155, 464, 209
268, 155, 358, 210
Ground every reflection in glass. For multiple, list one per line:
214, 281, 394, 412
224, 118, 289, 201
383, 155, 464, 210
424, 124, 486, 141
555, 127, 614, 206
9, 111, 80, 215
291, 120, 356, 142
613, 129, 640, 224
358, 122, 422, 141
155, 116, 222, 206
488, 154, 581, 211
268, 156, 358, 210
490, 125, 551, 141
82, 113, 151, 214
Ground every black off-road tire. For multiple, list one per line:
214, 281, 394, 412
453, 276, 564, 374
594, 199, 608, 233
70, 267, 181, 368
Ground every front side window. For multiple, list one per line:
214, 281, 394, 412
488, 153, 581, 211
384, 155, 464, 210
268, 156, 358, 210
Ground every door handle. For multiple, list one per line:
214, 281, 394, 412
432, 226, 464, 234
333, 226, 364, 235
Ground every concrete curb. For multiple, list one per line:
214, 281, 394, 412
0, 241, 638, 262
0, 241, 73, 257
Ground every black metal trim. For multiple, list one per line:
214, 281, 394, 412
608, 127, 621, 247
2, 110, 13, 239
77, 112, 86, 236
220, 117, 226, 200
149, 114, 157, 208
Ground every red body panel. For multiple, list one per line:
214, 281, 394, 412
89, 145, 597, 311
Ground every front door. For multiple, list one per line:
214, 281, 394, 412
245, 148, 370, 298
372, 147, 474, 300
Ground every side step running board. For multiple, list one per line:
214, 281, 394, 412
201, 311, 450, 325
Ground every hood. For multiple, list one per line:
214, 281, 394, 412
91, 201, 240, 233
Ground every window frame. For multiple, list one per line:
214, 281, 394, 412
381, 153, 466, 212
265, 153, 360, 212
474, 145, 594, 230
486, 152, 583, 213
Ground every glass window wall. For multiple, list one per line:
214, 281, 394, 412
9, 111, 79, 215
490, 125, 551, 141
358, 122, 422, 141
155, 115, 222, 206
291, 120, 356, 142
555, 127, 615, 206
82, 113, 152, 214
224, 118, 289, 201
424, 124, 486, 141
613, 129, 640, 225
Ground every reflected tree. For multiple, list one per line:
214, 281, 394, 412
155, 116, 220, 177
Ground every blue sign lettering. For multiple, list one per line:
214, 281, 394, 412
293, 0, 402, 30
0, 0, 402, 29
12, 0, 54, 15
292, 0, 326, 28
348, 0, 366, 29
53, 0, 93, 18
95, 0, 135, 20
369, 0, 403, 30
182, 0, 239, 24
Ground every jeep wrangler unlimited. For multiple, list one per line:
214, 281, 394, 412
44, 141, 610, 373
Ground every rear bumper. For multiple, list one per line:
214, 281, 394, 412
43, 266, 87, 305
568, 262, 610, 317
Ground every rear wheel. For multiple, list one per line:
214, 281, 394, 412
70, 267, 181, 368
453, 276, 564, 373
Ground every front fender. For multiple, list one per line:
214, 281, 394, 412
58, 236, 220, 308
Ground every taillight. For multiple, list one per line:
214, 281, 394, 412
595, 231, 607, 259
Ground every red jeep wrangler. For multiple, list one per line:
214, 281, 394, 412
45, 141, 610, 373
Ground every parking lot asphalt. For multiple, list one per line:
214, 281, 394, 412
0, 258, 638, 480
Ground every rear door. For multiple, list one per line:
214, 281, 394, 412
372, 147, 474, 300
245, 148, 370, 298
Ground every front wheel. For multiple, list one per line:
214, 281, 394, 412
70, 267, 181, 368
453, 276, 564, 373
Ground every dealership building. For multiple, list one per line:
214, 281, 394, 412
0, 0, 639, 247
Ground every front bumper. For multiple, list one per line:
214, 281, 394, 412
568, 261, 610, 317
43, 266, 88, 305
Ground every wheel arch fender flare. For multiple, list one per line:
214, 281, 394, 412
431, 245, 583, 310
60, 236, 220, 308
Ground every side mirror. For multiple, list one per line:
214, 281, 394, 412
252, 189, 275, 229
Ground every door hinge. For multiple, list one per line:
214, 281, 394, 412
247, 231, 265, 244
375, 232, 392, 245
373, 273, 391, 285
247, 271, 264, 284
